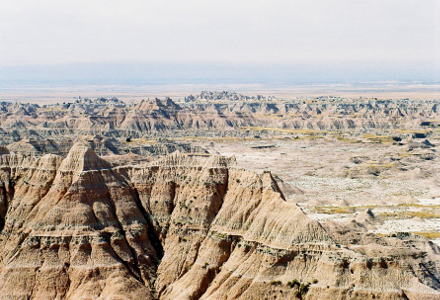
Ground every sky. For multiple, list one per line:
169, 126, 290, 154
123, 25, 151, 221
0, 0, 439, 83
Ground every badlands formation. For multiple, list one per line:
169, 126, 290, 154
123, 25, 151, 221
1, 94, 440, 143
0, 93, 439, 299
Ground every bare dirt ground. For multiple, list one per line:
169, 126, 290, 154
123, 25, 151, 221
188, 137, 440, 245
1, 84, 439, 244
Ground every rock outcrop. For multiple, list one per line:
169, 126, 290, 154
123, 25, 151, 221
2, 96, 440, 143
3, 136, 208, 158
184, 91, 277, 102
0, 143, 438, 299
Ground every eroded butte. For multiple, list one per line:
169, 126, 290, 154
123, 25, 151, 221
0, 142, 438, 300
0, 93, 440, 300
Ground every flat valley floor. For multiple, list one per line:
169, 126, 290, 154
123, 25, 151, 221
187, 137, 440, 245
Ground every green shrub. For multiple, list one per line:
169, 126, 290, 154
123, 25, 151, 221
269, 280, 282, 286
287, 279, 300, 288
300, 283, 310, 295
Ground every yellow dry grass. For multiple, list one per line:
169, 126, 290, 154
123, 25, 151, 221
185, 153, 212, 157
397, 203, 440, 209
365, 163, 396, 169
180, 136, 245, 143
314, 206, 356, 214
362, 134, 394, 143
242, 127, 327, 135
125, 138, 156, 145
394, 129, 432, 134
379, 211, 440, 219
413, 231, 440, 239
336, 136, 362, 143
375, 232, 440, 239
397, 152, 414, 157
261, 115, 284, 120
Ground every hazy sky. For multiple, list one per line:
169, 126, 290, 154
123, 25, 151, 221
0, 0, 439, 82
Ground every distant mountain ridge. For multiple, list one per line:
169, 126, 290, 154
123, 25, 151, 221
1, 95, 440, 144
184, 91, 277, 102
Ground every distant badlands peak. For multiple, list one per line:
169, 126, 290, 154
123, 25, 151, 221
135, 97, 180, 112
59, 141, 111, 172
184, 91, 278, 102
1, 94, 440, 144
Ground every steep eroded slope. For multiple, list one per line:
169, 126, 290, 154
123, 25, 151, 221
0, 144, 438, 300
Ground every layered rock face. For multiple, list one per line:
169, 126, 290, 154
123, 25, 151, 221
4, 136, 208, 157
2, 97, 440, 143
0, 143, 439, 300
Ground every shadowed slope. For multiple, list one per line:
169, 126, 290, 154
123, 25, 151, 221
0, 143, 438, 300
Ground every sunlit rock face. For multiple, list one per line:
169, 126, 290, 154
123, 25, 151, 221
2, 97, 440, 144
0, 143, 438, 300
